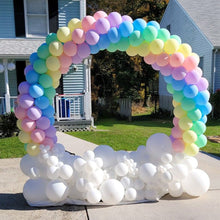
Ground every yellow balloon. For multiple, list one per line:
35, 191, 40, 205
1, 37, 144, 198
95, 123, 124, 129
191, 52, 200, 64
173, 105, 187, 118
183, 130, 197, 144
178, 116, 193, 131
184, 143, 199, 156
26, 143, 40, 156
46, 56, 61, 71
178, 43, 192, 57
16, 119, 22, 130
149, 39, 164, 55
47, 70, 61, 80
68, 18, 82, 32
172, 100, 180, 107
164, 38, 179, 54
49, 41, 63, 56
57, 27, 72, 43
18, 131, 31, 143
52, 79, 60, 88
126, 45, 138, 56
137, 41, 150, 57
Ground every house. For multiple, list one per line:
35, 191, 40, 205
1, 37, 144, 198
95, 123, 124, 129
0, 0, 93, 130
159, 0, 220, 110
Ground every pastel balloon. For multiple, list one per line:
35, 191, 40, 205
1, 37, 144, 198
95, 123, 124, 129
182, 56, 198, 72
45, 126, 57, 138
172, 139, 185, 152
195, 91, 210, 105
18, 131, 31, 143
129, 31, 143, 46
119, 21, 134, 37
98, 34, 111, 50
21, 118, 36, 132
33, 59, 47, 74
170, 35, 181, 44
198, 102, 212, 115
144, 53, 157, 65
178, 43, 192, 57
26, 143, 40, 156
94, 11, 108, 20
185, 69, 201, 84
126, 45, 138, 56
37, 43, 50, 59
143, 26, 157, 42
86, 30, 100, 45
108, 12, 122, 27
15, 106, 27, 119
156, 53, 170, 67
63, 41, 77, 56
107, 27, 121, 43
57, 27, 71, 43
19, 94, 34, 109
31, 129, 45, 143
183, 130, 197, 144
24, 65, 33, 75
200, 115, 207, 124
164, 39, 179, 54
171, 78, 186, 91
157, 28, 170, 42
136, 41, 150, 57
36, 117, 51, 130
149, 39, 164, 54
59, 66, 70, 74
191, 121, 206, 136
42, 105, 55, 118
196, 77, 209, 91
172, 66, 186, 80
77, 43, 91, 58
42, 137, 54, 148
46, 56, 60, 71
68, 18, 82, 32
89, 44, 100, 54
29, 84, 44, 98
147, 20, 160, 30
169, 52, 185, 67
44, 87, 56, 100
163, 75, 173, 84
183, 85, 198, 98
72, 29, 86, 44
72, 54, 82, 64
133, 18, 146, 31
26, 70, 39, 84
46, 33, 58, 45
122, 15, 133, 23
187, 109, 202, 121
59, 53, 72, 68
152, 62, 161, 71
49, 41, 63, 56
95, 18, 110, 34
27, 106, 42, 121
173, 91, 184, 102
30, 52, 39, 65
39, 74, 53, 88
195, 134, 207, 148
181, 98, 196, 111
178, 116, 193, 130
160, 64, 173, 76
82, 15, 96, 32
173, 105, 187, 118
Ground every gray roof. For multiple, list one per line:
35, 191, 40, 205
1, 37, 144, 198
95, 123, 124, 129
0, 38, 45, 59
177, 0, 220, 47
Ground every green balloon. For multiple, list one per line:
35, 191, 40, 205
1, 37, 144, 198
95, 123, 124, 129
46, 33, 58, 45
173, 91, 184, 102
107, 43, 118, 52
195, 134, 207, 148
143, 26, 158, 42
181, 98, 196, 111
187, 109, 202, 121
33, 59, 48, 74
117, 37, 130, 51
170, 35, 182, 44
191, 121, 206, 136
39, 74, 53, 88
37, 44, 50, 59
129, 31, 144, 46
44, 87, 56, 100
167, 83, 174, 94
157, 28, 170, 42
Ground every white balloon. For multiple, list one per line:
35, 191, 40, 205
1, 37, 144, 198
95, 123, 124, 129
170, 164, 188, 180
120, 176, 131, 189
161, 153, 173, 164
173, 153, 185, 163
182, 156, 198, 171
85, 182, 95, 191
100, 179, 125, 204
139, 163, 157, 183
76, 178, 87, 192
0, 64, 4, 73
133, 179, 145, 190
94, 145, 116, 168
47, 166, 60, 179
86, 188, 101, 204
182, 169, 210, 197
162, 171, 173, 183
145, 189, 159, 200
46, 180, 69, 202
73, 158, 86, 172
116, 150, 130, 162
168, 181, 183, 197
47, 156, 59, 166
20, 154, 37, 177
23, 179, 48, 203
7, 63, 15, 71
88, 169, 104, 187
84, 160, 97, 173
115, 162, 129, 177
94, 157, 103, 168
52, 143, 65, 156
59, 164, 73, 180
125, 188, 137, 201
83, 150, 95, 161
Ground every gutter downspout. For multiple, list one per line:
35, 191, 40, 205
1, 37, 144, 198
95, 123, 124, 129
212, 49, 218, 94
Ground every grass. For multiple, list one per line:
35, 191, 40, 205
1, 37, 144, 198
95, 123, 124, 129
67, 117, 220, 156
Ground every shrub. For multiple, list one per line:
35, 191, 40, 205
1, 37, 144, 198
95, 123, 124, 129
210, 90, 220, 118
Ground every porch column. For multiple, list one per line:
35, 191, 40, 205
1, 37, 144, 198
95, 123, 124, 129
3, 59, 11, 113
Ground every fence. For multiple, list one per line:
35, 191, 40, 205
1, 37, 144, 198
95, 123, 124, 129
117, 98, 132, 121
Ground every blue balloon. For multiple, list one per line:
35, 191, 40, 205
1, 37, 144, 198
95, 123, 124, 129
171, 79, 186, 91
181, 98, 196, 111
29, 84, 44, 98
89, 44, 100, 54
107, 27, 121, 43
183, 85, 198, 98
35, 96, 50, 110
197, 102, 212, 116
29, 52, 39, 65
42, 105, 55, 118
133, 18, 147, 32
194, 90, 210, 105
147, 21, 160, 30
49, 116, 55, 125
199, 115, 207, 123
163, 75, 173, 84
25, 70, 39, 84
119, 21, 134, 37
98, 34, 110, 50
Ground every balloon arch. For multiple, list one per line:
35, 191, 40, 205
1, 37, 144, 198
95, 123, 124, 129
16, 11, 211, 206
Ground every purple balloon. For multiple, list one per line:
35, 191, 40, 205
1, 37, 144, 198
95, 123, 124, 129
27, 106, 42, 121
172, 66, 186, 80
196, 77, 209, 91
18, 81, 30, 94
24, 65, 33, 76
108, 12, 122, 27
185, 69, 201, 84
19, 94, 34, 109
45, 125, 57, 138
151, 62, 161, 71
122, 15, 133, 23
72, 54, 83, 64
160, 64, 173, 76
36, 117, 50, 130
86, 30, 100, 45
77, 43, 91, 59
95, 18, 110, 34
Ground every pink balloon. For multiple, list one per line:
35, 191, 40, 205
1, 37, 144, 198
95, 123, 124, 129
63, 41, 77, 56
15, 106, 27, 120
77, 43, 91, 58
85, 30, 100, 45
31, 129, 45, 143
108, 12, 122, 27
172, 139, 185, 152
21, 118, 36, 132
18, 82, 30, 94
19, 94, 34, 109
122, 15, 133, 23
144, 53, 157, 65
151, 62, 160, 71
27, 106, 42, 120
182, 56, 198, 72
185, 69, 201, 84
45, 125, 56, 138
171, 126, 183, 139
59, 53, 72, 67
72, 54, 82, 64
82, 16, 96, 32
41, 137, 54, 148
173, 117, 179, 127
24, 65, 33, 75
52, 136, 58, 144
172, 66, 186, 80
156, 53, 170, 67
160, 64, 173, 76
94, 11, 108, 20
195, 67, 203, 77
196, 77, 209, 91
95, 18, 110, 34
36, 117, 50, 130
59, 66, 70, 74
72, 29, 86, 44
169, 52, 184, 67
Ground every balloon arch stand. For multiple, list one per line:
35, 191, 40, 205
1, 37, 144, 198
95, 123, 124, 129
16, 11, 211, 206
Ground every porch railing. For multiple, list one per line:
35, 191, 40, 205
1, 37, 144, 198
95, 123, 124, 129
55, 94, 85, 121
0, 96, 17, 115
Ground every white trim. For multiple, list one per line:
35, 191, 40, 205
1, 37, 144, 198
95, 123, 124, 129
80, 0, 86, 19
3, 59, 11, 113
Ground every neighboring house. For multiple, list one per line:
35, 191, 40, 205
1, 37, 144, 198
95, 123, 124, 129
159, 0, 220, 110
0, 0, 93, 130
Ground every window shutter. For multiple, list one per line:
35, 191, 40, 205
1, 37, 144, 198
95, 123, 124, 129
48, 0, 58, 33
13, 0, 25, 37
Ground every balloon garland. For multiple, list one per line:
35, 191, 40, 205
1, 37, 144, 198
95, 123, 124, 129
16, 11, 211, 206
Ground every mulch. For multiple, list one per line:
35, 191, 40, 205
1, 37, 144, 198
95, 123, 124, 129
207, 136, 220, 143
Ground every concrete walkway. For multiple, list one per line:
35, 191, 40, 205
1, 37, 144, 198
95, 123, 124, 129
0, 132, 219, 220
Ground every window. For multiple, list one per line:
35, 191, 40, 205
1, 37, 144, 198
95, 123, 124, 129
24, 0, 49, 37
167, 24, 171, 32
199, 57, 204, 71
